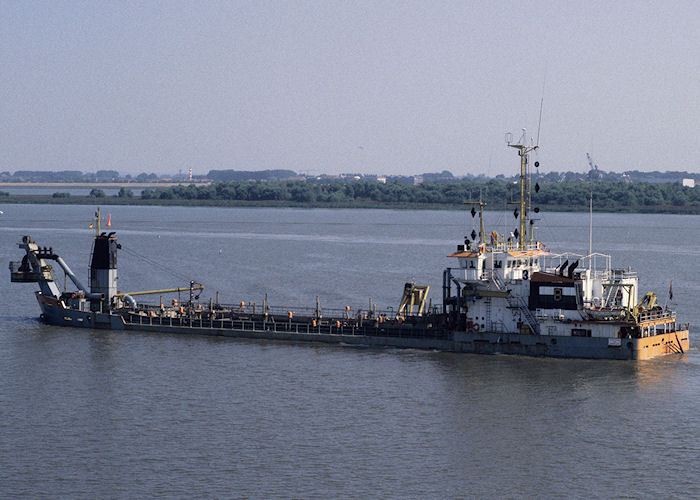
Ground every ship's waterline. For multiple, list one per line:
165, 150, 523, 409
8, 140, 690, 360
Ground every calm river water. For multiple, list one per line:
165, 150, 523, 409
1, 204, 698, 498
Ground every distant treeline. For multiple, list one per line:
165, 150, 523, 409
2, 167, 697, 185
140, 180, 700, 210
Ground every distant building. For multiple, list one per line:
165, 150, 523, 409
412, 175, 423, 185
682, 178, 695, 188
376, 176, 387, 184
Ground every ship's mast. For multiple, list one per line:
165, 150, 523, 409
463, 200, 486, 247
478, 200, 485, 246
507, 130, 538, 250
588, 189, 593, 256
92, 207, 101, 236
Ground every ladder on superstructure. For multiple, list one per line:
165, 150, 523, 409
490, 271, 540, 335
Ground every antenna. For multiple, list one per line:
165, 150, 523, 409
536, 96, 544, 147
536, 70, 546, 147
588, 187, 593, 257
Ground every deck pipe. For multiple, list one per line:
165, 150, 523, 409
54, 256, 104, 300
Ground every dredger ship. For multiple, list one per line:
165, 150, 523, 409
9, 136, 689, 360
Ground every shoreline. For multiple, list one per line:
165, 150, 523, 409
0, 194, 699, 214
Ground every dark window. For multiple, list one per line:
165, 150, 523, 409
571, 328, 592, 337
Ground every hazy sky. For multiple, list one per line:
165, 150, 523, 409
2, 1, 699, 177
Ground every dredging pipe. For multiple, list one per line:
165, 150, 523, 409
54, 255, 104, 300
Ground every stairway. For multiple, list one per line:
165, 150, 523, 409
490, 271, 540, 335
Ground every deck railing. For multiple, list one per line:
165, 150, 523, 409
125, 311, 451, 341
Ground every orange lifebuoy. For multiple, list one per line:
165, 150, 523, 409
473, 323, 480, 332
